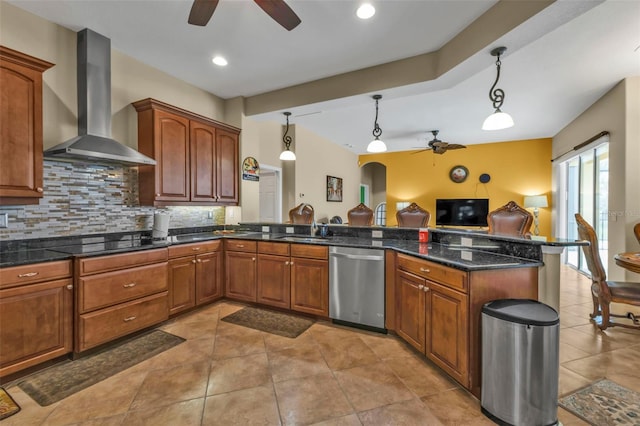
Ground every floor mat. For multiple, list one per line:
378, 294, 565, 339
0, 387, 20, 420
18, 330, 185, 406
221, 306, 314, 338
559, 378, 640, 425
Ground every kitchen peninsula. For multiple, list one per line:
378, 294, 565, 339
0, 224, 583, 398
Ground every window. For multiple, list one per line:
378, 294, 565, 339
374, 202, 386, 226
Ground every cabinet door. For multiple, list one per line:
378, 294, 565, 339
168, 256, 196, 315
0, 49, 52, 204
395, 270, 426, 352
215, 129, 239, 204
290, 257, 328, 316
257, 254, 290, 309
196, 251, 223, 305
0, 278, 72, 377
225, 251, 257, 302
154, 110, 190, 202
190, 121, 217, 202
425, 281, 469, 385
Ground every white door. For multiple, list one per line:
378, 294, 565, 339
259, 166, 282, 222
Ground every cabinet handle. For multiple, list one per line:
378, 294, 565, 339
156, 193, 161, 197
424, 286, 430, 292
418, 284, 424, 290
18, 272, 39, 278
123, 316, 137, 322
192, 259, 197, 263
285, 261, 289, 265
419, 267, 430, 273
36, 187, 44, 193
192, 247, 201, 251
123, 283, 136, 288
237, 244, 245, 248
252, 257, 256, 261
66, 284, 73, 290
197, 259, 202, 263
289, 262, 294, 266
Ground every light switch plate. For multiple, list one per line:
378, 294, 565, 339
371, 230, 383, 239
262, 226, 270, 233
286, 227, 295, 234
0, 213, 7, 228
461, 237, 473, 247
461, 250, 473, 261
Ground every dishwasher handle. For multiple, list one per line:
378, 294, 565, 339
330, 252, 384, 261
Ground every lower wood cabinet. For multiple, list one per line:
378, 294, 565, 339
168, 240, 223, 315
0, 260, 73, 378
290, 254, 328, 316
225, 240, 258, 302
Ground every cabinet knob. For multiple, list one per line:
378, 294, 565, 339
419, 267, 430, 273
36, 187, 44, 193
156, 193, 161, 197
252, 257, 256, 261
418, 284, 424, 290
123, 316, 137, 322
424, 286, 430, 292
66, 284, 73, 290
18, 272, 39, 278
123, 283, 136, 288
197, 259, 202, 263
285, 261, 289, 265
289, 262, 294, 266
192, 259, 197, 263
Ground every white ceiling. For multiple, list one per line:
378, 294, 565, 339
8, 0, 640, 154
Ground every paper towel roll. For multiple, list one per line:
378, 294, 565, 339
152, 213, 170, 239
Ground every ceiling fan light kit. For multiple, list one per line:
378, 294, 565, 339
356, 3, 376, 20
482, 46, 514, 131
279, 112, 296, 161
367, 94, 387, 153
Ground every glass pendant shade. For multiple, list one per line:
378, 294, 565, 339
367, 138, 387, 153
279, 149, 296, 161
482, 109, 514, 131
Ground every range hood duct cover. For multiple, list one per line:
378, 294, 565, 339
44, 29, 156, 166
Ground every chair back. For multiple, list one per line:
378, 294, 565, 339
487, 201, 533, 237
396, 203, 430, 228
347, 203, 374, 226
289, 203, 314, 224
634, 222, 640, 245
575, 213, 608, 284
329, 216, 343, 224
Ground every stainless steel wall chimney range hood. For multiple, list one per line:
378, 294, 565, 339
44, 29, 156, 166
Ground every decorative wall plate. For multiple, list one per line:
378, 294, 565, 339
449, 165, 468, 183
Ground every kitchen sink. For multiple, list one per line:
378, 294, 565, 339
275, 235, 330, 243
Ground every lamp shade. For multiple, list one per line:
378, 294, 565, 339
396, 202, 410, 210
225, 206, 242, 225
482, 110, 514, 130
279, 149, 296, 161
367, 138, 387, 153
523, 195, 548, 209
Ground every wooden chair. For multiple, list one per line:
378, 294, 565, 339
396, 203, 430, 228
288, 203, 314, 224
575, 213, 640, 330
487, 201, 533, 237
634, 222, 640, 245
347, 203, 373, 226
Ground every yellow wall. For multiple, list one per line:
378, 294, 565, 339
359, 138, 553, 235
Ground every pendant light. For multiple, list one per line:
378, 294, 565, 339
482, 47, 514, 131
279, 112, 296, 161
367, 94, 387, 153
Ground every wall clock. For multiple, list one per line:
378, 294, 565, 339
449, 165, 468, 183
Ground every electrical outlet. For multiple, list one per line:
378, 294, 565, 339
0, 213, 7, 228
461, 237, 473, 247
286, 227, 295, 234
207, 211, 213, 219
371, 230, 383, 239
461, 250, 473, 261
262, 226, 270, 233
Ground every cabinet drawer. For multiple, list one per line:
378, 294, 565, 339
225, 240, 256, 253
78, 248, 168, 276
397, 254, 467, 292
291, 244, 328, 260
168, 240, 220, 258
0, 260, 72, 288
258, 242, 290, 256
77, 292, 168, 351
78, 263, 168, 313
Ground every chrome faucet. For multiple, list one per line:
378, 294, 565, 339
310, 219, 317, 236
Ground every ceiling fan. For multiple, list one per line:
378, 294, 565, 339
188, 0, 301, 31
412, 130, 467, 155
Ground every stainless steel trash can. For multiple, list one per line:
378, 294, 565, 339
481, 299, 559, 426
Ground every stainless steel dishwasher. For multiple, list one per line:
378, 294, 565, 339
329, 246, 385, 331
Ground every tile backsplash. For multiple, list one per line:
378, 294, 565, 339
0, 160, 225, 241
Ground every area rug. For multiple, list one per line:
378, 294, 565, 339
221, 306, 314, 338
0, 388, 20, 420
559, 379, 640, 425
17, 330, 185, 406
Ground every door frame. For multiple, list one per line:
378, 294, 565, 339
259, 164, 282, 223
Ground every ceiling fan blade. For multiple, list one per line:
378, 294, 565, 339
411, 148, 431, 154
254, 0, 301, 31
445, 144, 467, 150
188, 0, 219, 26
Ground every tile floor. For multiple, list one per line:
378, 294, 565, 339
4, 265, 640, 425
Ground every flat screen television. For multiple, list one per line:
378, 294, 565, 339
436, 198, 489, 227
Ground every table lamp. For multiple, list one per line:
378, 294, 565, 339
523, 195, 548, 235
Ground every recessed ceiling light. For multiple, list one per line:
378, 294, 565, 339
212, 56, 228, 66
356, 3, 375, 20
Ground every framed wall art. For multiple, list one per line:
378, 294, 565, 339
449, 165, 469, 183
326, 175, 343, 202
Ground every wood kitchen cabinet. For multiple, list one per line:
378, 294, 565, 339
0, 260, 72, 378
167, 240, 223, 315
0, 46, 54, 205
257, 242, 291, 309
225, 240, 257, 302
133, 98, 239, 207
290, 244, 329, 317
75, 248, 168, 352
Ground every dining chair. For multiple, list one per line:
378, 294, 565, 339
634, 222, 640, 245
487, 201, 533, 238
575, 213, 640, 330
347, 203, 374, 226
396, 202, 430, 228
288, 203, 314, 224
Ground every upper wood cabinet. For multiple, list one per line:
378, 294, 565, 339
0, 46, 54, 205
132, 98, 240, 206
